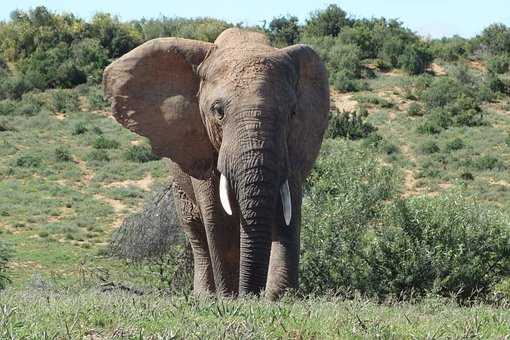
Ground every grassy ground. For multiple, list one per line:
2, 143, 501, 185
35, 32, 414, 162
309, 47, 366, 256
332, 65, 510, 211
0, 102, 168, 286
1, 288, 509, 338
1, 63, 510, 338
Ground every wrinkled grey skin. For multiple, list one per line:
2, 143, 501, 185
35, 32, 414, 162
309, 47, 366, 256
103, 28, 329, 300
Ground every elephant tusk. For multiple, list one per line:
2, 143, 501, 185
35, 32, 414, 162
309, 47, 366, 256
219, 173, 233, 216
280, 179, 292, 226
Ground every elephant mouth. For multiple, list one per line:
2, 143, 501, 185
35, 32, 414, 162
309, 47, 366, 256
219, 172, 292, 226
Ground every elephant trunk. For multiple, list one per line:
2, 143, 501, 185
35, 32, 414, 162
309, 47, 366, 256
218, 113, 288, 295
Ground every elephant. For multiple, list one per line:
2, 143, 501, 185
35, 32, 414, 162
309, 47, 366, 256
103, 28, 329, 300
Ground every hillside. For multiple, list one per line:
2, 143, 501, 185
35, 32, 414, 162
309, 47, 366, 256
0, 5, 509, 338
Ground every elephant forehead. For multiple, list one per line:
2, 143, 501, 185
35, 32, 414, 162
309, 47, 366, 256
202, 49, 295, 89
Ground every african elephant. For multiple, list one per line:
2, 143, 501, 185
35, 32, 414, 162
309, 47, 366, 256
103, 28, 329, 300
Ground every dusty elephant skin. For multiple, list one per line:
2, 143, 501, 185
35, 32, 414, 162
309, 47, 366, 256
103, 28, 329, 300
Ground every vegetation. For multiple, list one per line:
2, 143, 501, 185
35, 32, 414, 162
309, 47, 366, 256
1, 4, 510, 337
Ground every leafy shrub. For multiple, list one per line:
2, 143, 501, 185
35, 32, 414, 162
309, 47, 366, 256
303, 4, 350, 37
473, 155, 506, 171
15, 155, 41, 167
93, 136, 120, 149
86, 86, 109, 110
331, 71, 366, 92
86, 149, 110, 162
485, 72, 507, 94
0, 241, 12, 290
353, 94, 394, 108
487, 55, 509, 74
407, 102, 423, 116
445, 138, 464, 151
479, 23, 510, 55
72, 38, 110, 83
460, 172, 474, 181
419, 77, 486, 130
303, 141, 510, 300
380, 35, 405, 67
326, 109, 376, 140
368, 196, 510, 299
431, 36, 469, 61
266, 16, 300, 47
0, 100, 16, 116
301, 139, 395, 294
49, 89, 80, 113
55, 147, 72, 162
398, 44, 433, 75
420, 140, 440, 154
124, 145, 160, 163
72, 122, 88, 135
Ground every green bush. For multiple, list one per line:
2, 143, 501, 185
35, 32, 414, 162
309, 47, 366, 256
445, 138, 464, 151
485, 72, 507, 94
0, 100, 17, 116
380, 35, 405, 67
421, 78, 464, 109
407, 102, 423, 116
72, 122, 88, 135
86, 86, 109, 110
124, 145, 160, 163
55, 147, 72, 162
419, 77, 486, 130
420, 140, 440, 154
93, 136, 120, 149
86, 149, 110, 162
15, 154, 41, 167
430, 36, 469, 61
331, 71, 366, 92
0, 241, 12, 290
473, 155, 506, 171
398, 44, 433, 75
50, 89, 80, 113
303, 4, 350, 37
326, 110, 376, 140
302, 141, 510, 299
353, 94, 394, 108
487, 55, 509, 74
266, 16, 300, 47
479, 23, 510, 55
301, 139, 395, 294
368, 196, 510, 298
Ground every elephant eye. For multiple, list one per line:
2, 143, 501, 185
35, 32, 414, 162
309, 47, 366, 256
211, 101, 225, 120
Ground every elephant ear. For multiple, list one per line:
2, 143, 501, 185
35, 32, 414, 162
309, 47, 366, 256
280, 44, 330, 178
103, 38, 215, 179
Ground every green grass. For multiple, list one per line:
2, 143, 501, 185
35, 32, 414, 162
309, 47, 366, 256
0, 69, 509, 338
0, 288, 508, 338
0, 96, 167, 286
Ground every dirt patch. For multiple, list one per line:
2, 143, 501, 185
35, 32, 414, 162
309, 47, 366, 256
429, 63, 447, 76
94, 194, 128, 229
468, 60, 486, 72
76, 159, 94, 183
106, 173, 154, 192
9, 260, 43, 269
54, 112, 66, 120
330, 90, 358, 112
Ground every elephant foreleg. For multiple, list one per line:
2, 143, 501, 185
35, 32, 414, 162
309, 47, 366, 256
191, 173, 240, 297
169, 161, 215, 296
265, 178, 303, 300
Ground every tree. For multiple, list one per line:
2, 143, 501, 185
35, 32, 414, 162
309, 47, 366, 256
267, 16, 300, 47
303, 4, 350, 37
479, 23, 510, 55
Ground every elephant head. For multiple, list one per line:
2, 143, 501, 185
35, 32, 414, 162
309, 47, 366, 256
103, 28, 329, 296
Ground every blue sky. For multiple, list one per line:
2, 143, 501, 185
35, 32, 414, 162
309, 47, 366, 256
1, 0, 509, 38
